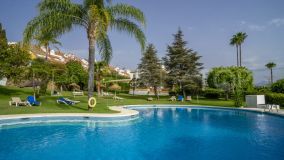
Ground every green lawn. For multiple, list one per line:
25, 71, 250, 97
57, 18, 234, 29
0, 86, 235, 115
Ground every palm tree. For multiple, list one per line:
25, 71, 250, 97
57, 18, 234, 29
265, 62, 276, 84
230, 35, 239, 66
236, 32, 247, 67
23, 0, 146, 105
230, 32, 247, 67
35, 31, 61, 61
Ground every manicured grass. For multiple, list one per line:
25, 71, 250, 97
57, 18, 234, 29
0, 86, 235, 115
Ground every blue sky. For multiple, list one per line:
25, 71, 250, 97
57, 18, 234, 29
0, 0, 284, 83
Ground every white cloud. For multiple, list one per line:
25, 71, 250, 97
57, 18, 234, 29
269, 18, 284, 27
240, 21, 247, 25
248, 24, 266, 31
187, 26, 194, 31
239, 18, 284, 32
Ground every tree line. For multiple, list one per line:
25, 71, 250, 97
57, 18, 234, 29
138, 29, 203, 99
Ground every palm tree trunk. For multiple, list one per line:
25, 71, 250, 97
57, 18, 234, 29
182, 88, 186, 100
270, 69, 273, 84
45, 45, 49, 61
154, 86, 159, 100
239, 44, 242, 67
236, 45, 239, 67
96, 77, 101, 96
87, 37, 95, 102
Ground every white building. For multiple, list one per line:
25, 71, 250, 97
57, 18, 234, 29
0, 78, 7, 86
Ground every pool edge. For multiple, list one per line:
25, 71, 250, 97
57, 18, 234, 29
0, 105, 283, 121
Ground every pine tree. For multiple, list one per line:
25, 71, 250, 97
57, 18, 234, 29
163, 29, 203, 98
138, 44, 163, 99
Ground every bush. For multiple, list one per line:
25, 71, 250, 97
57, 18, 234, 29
265, 93, 284, 107
203, 88, 224, 99
271, 79, 284, 93
168, 91, 177, 96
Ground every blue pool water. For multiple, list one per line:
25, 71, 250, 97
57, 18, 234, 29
0, 107, 284, 160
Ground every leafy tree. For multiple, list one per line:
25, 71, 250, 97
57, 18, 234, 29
230, 32, 247, 66
29, 58, 52, 95
265, 62, 276, 84
51, 62, 68, 91
163, 29, 203, 98
65, 60, 88, 90
0, 24, 30, 84
271, 79, 284, 94
206, 66, 253, 107
23, 0, 146, 108
94, 61, 110, 95
0, 43, 31, 84
138, 44, 163, 99
207, 67, 234, 100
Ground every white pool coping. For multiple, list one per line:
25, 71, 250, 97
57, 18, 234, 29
0, 106, 139, 120
127, 104, 284, 117
0, 105, 283, 121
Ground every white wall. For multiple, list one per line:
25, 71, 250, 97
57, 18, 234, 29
0, 78, 7, 86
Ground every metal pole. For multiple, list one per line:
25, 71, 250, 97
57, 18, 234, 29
33, 70, 35, 99
51, 70, 54, 96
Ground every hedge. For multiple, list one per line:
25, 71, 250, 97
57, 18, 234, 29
271, 79, 284, 93
203, 88, 224, 99
265, 93, 284, 107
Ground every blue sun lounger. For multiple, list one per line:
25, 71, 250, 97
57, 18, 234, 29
57, 97, 80, 105
27, 96, 41, 106
177, 95, 184, 101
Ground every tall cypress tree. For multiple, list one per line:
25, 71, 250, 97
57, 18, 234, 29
163, 29, 203, 98
0, 23, 8, 47
0, 23, 30, 83
0, 23, 8, 78
138, 44, 163, 99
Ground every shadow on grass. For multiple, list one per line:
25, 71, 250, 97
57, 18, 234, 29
0, 86, 33, 96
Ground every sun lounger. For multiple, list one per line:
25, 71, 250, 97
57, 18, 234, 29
9, 97, 28, 107
147, 97, 153, 101
72, 91, 84, 97
102, 92, 113, 96
65, 98, 80, 104
177, 95, 184, 101
258, 104, 280, 112
169, 96, 176, 101
57, 97, 79, 105
27, 96, 41, 106
186, 96, 192, 101
113, 96, 124, 100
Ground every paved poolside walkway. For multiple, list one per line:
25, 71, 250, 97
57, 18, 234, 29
242, 107, 284, 116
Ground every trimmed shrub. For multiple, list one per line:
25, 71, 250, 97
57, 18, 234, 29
168, 91, 177, 96
265, 93, 284, 107
203, 88, 224, 99
271, 79, 284, 93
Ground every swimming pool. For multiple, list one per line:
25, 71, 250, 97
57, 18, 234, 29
0, 106, 283, 160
